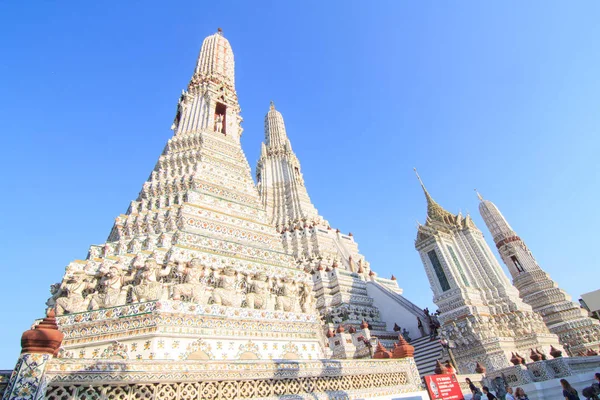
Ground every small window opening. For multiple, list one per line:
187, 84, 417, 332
214, 103, 227, 135
511, 255, 524, 273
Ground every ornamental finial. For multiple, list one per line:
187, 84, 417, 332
414, 168, 431, 199
270, 101, 275, 110
217, 27, 223, 34
413, 168, 425, 189
475, 189, 483, 201
414, 168, 432, 200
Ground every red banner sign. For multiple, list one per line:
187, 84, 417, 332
424, 374, 464, 400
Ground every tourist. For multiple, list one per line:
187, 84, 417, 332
582, 386, 599, 400
417, 316, 425, 336
482, 386, 497, 400
429, 321, 437, 340
514, 387, 529, 400
466, 378, 484, 399
471, 387, 483, 400
582, 373, 600, 400
561, 378, 581, 400
466, 378, 477, 392
505, 386, 516, 400
593, 373, 600, 394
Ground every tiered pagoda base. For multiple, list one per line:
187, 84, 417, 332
53, 301, 325, 361
451, 332, 564, 374
514, 270, 600, 355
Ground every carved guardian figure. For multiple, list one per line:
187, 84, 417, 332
276, 277, 299, 312
55, 270, 95, 315
90, 265, 133, 310
246, 272, 274, 310
132, 259, 171, 303
211, 267, 243, 307
172, 258, 210, 304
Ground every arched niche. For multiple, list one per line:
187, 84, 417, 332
239, 352, 259, 360
281, 352, 299, 360
187, 350, 211, 360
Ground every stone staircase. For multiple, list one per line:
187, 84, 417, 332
410, 334, 444, 377
364, 280, 444, 377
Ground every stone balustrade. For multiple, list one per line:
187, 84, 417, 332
483, 355, 600, 387
0, 358, 424, 400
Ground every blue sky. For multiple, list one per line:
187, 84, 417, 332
1, 1, 599, 368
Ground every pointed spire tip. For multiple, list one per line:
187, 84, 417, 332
413, 168, 425, 189
270, 100, 275, 110
475, 189, 483, 201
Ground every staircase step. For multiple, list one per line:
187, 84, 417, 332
414, 344, 441, 354
414, 343, 442, 353
413, 339, 439, 347
410, 336, 433, 344
414, 350, 442, 361
411, 336, 444, 378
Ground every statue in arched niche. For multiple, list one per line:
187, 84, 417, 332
215, 114, 224, 133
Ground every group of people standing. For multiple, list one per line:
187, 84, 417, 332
559, 375, 600, 400
466, 378, 528, 400
423, 307, 441, 340
466, 373, 600, 400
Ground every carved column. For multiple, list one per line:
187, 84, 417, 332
2, 310, 64, 400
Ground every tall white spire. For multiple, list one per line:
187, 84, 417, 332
478, 193, 600, 355
256, 103, 430, 349
194, 28, 235, 89
256, 102, 321, 229
478, 196, 516, 245
171, 28, 242, 138
264, 101, 289, 149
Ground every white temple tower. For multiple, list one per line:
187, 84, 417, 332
413, 171, 563, 373
48, 29, 328, 362
256, 103, 429, 347
256, 101, 321, 229
477, 192, 600, 355
0, 30, 427, 400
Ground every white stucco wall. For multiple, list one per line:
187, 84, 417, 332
366, 281, 427, 340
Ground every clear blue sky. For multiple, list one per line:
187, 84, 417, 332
1, 1, 599, 368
